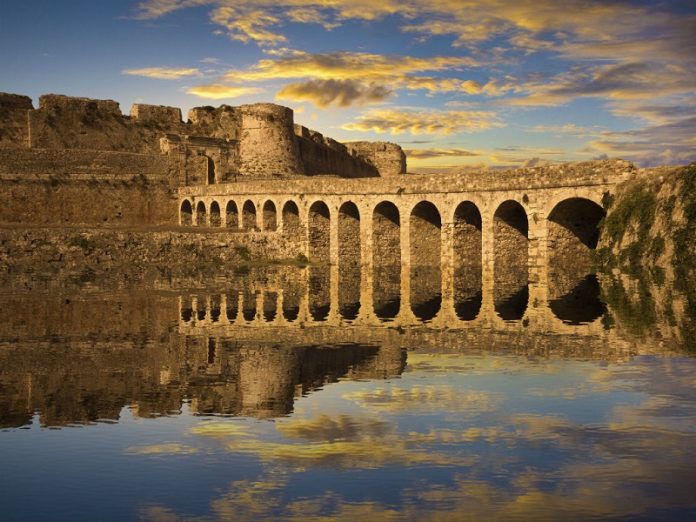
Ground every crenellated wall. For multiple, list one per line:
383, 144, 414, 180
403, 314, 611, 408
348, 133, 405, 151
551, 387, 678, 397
0, 91, 409, 226
295, 125, 379, 178
345, 141, 406, 176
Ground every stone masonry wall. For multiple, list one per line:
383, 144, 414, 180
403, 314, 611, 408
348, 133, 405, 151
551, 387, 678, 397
238, 103, 303, 178
295, 125, 378, 178
0, 93, 32, 148
0, 92, 405, 182
346, 141, 406, 176
0, 148, 177, 225
27, 94, 186, 153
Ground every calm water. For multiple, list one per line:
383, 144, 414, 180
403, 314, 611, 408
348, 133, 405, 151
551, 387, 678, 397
1, 267, 695, 521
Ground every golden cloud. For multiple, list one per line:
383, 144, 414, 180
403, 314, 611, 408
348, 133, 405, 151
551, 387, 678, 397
343, 385, 503, 413
186, 84, 264, 99
121, 67, 201, 80
222, 51, 477, 84
135, 0, 694, 69
276, 414, 391, 441
405, 148, 479, 159
210, 6, 287, 46
342, 108, 502, 135
190, 415, 472, 471
124, 442, 200, 455
276, 79, 391, 108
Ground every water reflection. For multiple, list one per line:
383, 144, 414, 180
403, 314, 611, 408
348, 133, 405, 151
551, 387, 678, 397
308, 266, 330, 321
0, 335, 405, 428
373, 265, 400, 320
410, 266, 441, 322
454, 267, 482, 320
1, 266, 696, 521
550, 274, 606, 325
338, 266, 361, 321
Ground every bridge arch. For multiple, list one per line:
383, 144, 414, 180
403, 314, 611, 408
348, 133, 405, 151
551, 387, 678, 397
547, 197, 605, 268
226, 292, 239, 322
494, 199, 528, 320
226, 201, 239, 229
549, 274, 606, 325
372, 201, 401, 320
180, 200, 193, 226
263, 200, 277, 231
242, 200, 256, 230
308, 200, 331, 263
453, 201, 482, 320
338, 201, 361, 320
196, 201, 207, 227
282, 200, 302, 240
210, 201, 221, 227
410, 200, 441, 321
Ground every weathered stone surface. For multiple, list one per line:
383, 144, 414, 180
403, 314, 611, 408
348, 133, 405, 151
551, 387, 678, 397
0, 92, 33, 148
130, 103, 182, 125
0, 92, 405, 178
346, 141, 407, 176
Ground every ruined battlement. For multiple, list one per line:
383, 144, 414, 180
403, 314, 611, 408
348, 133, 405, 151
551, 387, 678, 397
130, 103, 182, 125
345, 141, 407, 177
0, 92, 404, 180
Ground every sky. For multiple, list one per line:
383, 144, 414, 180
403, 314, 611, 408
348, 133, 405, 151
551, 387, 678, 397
0, 0, 694, 170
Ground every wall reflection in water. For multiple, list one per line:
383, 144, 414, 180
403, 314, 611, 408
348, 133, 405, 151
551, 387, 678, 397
2, 266, 696, 521
373, 266, 401, 320
0, 333, 406, 428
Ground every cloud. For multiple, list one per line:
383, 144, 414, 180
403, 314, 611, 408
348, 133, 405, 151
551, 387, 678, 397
201, 50, 497, 107
186, 84, 264, 99
583, 116, 696, 167
343, 385, 502, 413
124, 443, 199, 455
606, 98, 696, 125
276, 414, 391, 441
342, 108, 502, 135
134, 0, 696, 75
190, 415, 472, 471
210, 6, 287, 46
285, 7, 341, 30
505, 62, 694, 107
276, 79, 391, 108
405, 148, 479, 159
519, 157, 558, 168
530, 123, 602, 138
223, 50, 477, 83
122, 67, 201, 80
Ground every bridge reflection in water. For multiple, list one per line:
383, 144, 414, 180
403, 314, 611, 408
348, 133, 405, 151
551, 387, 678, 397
179, 264, 606, 335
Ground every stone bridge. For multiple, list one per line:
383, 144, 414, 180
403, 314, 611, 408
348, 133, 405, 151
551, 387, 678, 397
176, 159, 634, 332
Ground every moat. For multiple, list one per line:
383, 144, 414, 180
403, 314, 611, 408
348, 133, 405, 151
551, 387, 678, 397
1, 91, 694, 520
1, 265, 695, 521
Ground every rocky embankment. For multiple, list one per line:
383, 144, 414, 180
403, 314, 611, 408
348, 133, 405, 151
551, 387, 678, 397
595, 162, 696, 350
0, 227, 302, 287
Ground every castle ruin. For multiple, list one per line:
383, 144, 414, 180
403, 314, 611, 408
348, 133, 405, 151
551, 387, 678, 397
0, 92, 635, 325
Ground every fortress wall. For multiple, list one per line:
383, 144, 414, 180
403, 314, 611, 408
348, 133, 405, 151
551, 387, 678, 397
238, 103, 303, 178
295, 125, 379, 178
188, 105, 242, 140
0, 92, 405, 182
26, 94, 186, 153
346, 141, 407, 176
161, 135, 240, 185
180, 160, 636, 198
0, 148, 177, 225
0, 93, 33, 148
130, 103, 182, 125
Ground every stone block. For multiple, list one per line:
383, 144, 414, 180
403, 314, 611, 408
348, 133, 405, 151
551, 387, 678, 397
130, 103, 182, 125
0, 92, 34, 110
